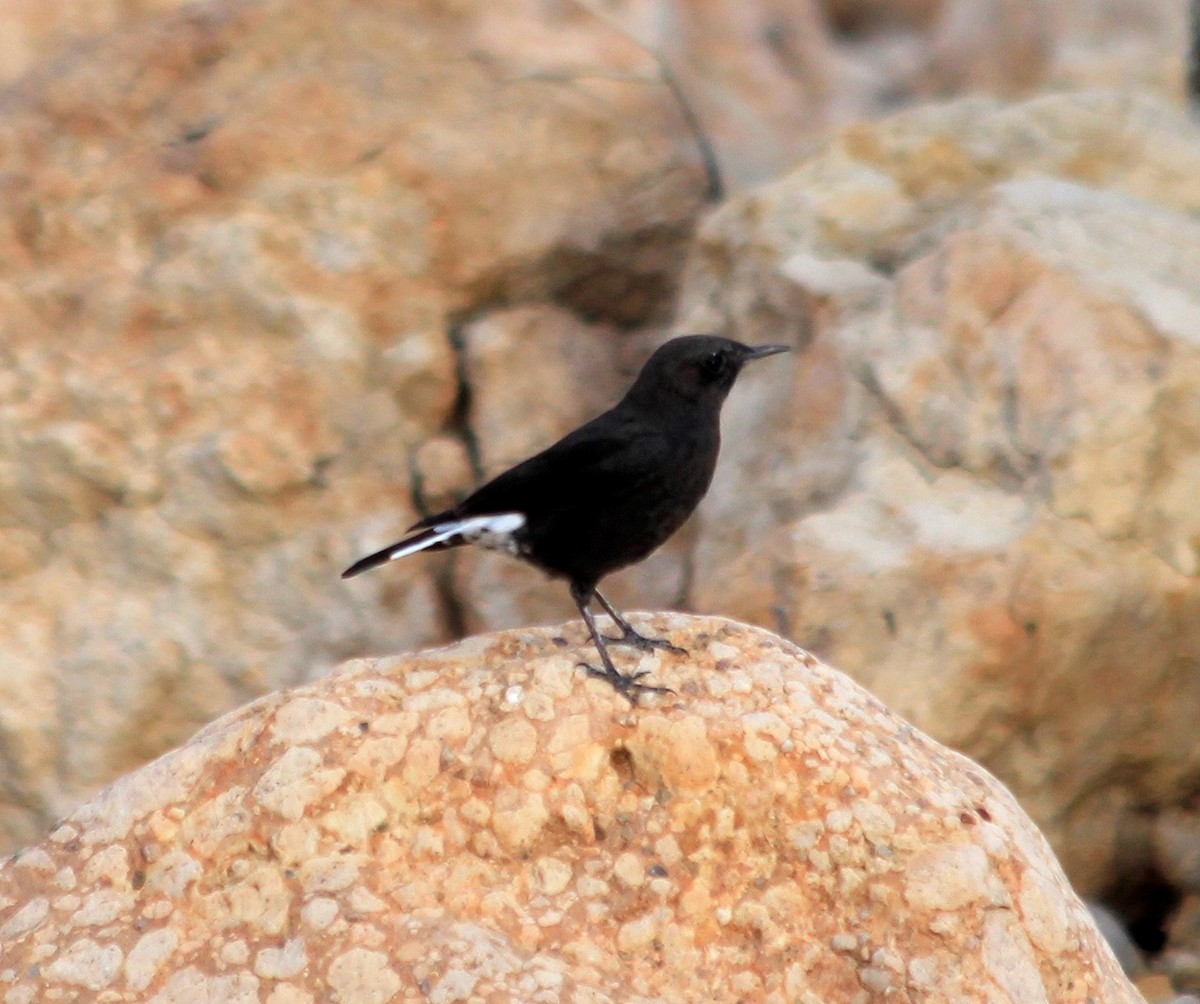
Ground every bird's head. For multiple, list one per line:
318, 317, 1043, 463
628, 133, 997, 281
626, 334, 790, 408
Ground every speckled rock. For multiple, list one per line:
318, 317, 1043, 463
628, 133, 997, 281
0, 616, 1140, 1003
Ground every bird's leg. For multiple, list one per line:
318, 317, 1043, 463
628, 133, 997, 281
571, 584, 673, 701
594, 589, 687, 656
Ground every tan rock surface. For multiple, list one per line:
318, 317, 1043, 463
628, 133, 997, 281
675, 89, 1200, 896
0, 616, 1141, 1003
656, 0, 1189, 191
1, 0, 1181, 193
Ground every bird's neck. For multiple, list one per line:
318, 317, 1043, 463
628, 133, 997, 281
623, 381, 726, 421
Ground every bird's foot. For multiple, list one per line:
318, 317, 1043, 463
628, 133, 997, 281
580, 662, 675, 703
603, 625, 687, 656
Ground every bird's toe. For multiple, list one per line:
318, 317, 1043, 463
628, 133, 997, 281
579, 662, 674, 702
605, 629, 687, 656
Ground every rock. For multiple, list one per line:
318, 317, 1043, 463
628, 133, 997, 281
460, 305, 629, 478
0, 0, 707, 853
0, 0, 191, 81
674, 89, 1200, 898
894, 0, 1055, 97
1138, 975, 1181, 1004
1051, 0, 1186, 95
1, 0, 1179, 194
0, 616, 1139, 1003
654, 0, 1187, 191
1168, 896, 1200, 954
1155, 809, 1200, 893
1088, 900, 1146, 977
1163, 946, 1200, 995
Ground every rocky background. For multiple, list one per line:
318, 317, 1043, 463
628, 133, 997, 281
0, 0, 1197, 997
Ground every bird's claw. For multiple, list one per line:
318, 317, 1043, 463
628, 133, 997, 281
580, 662, 674, 702
603, 628, 687, 656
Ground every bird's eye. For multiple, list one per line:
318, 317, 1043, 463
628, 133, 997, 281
700, 350, 725, 378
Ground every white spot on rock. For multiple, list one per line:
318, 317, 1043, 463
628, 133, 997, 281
0, 898, 48, 940
13, 848, 55, 874
254, 746, 346, 821
255, 937, 308, 979
613, 852, 645, 888
492, 791, 548, 854
146, 849, 202, 898
983, 910, 1050, 1004
327, 948, 402, 1004
271, 698, 354, 744
81, 844, 129, 886
488, 717, 538, 766
532, 856, 573, 896
125, 927, 180, 992
904, 843, 992, 912
301, 896, 339, 930
44, 939, 123, 990
429, 968, 479, 1004
617, 912, 660, 952
300, 853, 362, 895
71, 888, 133, 927
1019, 868, 1073, 956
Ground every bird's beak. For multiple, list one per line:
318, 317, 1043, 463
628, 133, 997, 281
742, 344, 790, 362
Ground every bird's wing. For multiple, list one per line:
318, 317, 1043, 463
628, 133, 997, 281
341, 511, 526, 578
434, 408, 669, 523
343, 410, 668, 579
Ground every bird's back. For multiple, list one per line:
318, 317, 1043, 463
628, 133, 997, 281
441, 398, 721, 586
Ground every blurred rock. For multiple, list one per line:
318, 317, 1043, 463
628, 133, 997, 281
461, 305, 628, 476
675, 89, 1200, 897
1155, 809, 1200, 894
1169, 897, 1200, 954
3, 0, 1183, 194
0, 616, 1140, 1002
1164, 947, 1200, 995
1051, 0, 1186, 95
411, 435, 474, 517
0, 0, 707, 852
651, 0, 1184, 191
1088, 900, 1146, 977
1140, 974, 1185, 1004
0, 0, 190, 80
917, 0, 1054, 96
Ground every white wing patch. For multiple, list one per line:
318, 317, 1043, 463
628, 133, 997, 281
454, 512, 527, 555
387, 511, 527, 562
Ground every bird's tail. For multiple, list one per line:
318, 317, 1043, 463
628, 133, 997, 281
341, 512, 525, 579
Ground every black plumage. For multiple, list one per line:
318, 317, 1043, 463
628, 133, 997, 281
343, 334, 789, 698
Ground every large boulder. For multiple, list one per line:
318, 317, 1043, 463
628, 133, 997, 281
0, 617, 1140, 1003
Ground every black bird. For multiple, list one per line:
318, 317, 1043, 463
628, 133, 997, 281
342, 334, 789, 698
